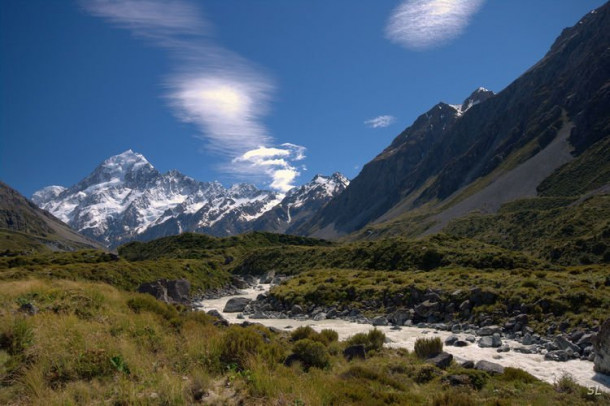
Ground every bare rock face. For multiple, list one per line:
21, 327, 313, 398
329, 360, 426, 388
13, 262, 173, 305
137, 279, 191, 304
593, 318, 610, 375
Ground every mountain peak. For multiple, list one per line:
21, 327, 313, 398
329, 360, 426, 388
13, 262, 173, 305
102, 149, 151, 171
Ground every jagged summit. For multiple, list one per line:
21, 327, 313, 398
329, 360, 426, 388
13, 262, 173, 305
449, 87, 495, 116
32, 151, 348, 247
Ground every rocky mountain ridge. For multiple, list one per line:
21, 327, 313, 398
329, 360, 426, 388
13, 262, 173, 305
298, 3, 610, 239
32, 150, 348, 247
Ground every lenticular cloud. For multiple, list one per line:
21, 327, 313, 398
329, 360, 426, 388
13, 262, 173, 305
386, 0, 485, 50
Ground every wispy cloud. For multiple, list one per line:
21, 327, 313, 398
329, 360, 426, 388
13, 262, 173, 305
364, 115, 396, 128
82, 0, 305, 191
233, 144, 306, 192
385, 0, 485, 50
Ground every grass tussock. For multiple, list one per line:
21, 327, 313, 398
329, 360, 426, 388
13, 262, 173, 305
414, 337, 443, 359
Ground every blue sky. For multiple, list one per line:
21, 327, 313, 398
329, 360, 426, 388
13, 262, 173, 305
1, 0, 606, 197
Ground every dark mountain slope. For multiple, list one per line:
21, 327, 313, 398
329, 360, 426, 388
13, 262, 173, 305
0, 181, 103, 253
299, 3, 610, 238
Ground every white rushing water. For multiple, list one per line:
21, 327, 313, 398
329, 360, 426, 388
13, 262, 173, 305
196, 284, 610, 393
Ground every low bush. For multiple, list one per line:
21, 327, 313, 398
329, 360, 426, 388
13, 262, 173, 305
127, 295, 178, 320
414, 337, 443, 359
219, 326, 264, 370
501, 367, 538, 384
412, 364, 441, 384
291, 339, 330, 370
346, 329, 385, 353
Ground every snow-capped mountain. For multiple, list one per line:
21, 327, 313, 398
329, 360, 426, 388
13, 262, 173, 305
251, 173, 350, 234
32, 150, 348, 247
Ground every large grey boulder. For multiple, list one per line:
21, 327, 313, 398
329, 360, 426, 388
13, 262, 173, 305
426, 352, 453, 369
475, 360, 504, 375
137, 279, 191, 304
476, 325, 501, 336
372, 316, 389, 326
594, 318, 610, 375
223, 297, 252, 313
478, 333, 502, 348
415, 300, 440, 318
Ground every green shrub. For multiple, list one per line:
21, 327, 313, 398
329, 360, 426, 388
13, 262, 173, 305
220, 326, 264, 370
318, 329, 339, 345
412, 364, 441, 384
291, 339, 330, 370
346, 329, 385, 353
290, 326, 317, 342
414, 337, 443, 359
459, 369, 489, 390
127, 295, 178, 320
501, 367, 537, 384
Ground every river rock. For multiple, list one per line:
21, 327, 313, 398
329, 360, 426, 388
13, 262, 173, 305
545, 350, 570, 362
475, 360, 504, 375
594, 318, 610, 375
223, 297, 252, 313
576, 333, 594, 349
476, 325, 501, 336
555, 335, 581, 354
426, 352, 453, 369
478, 333, 502, 348
313, 312, 327, 321
522, 333, 533, 345
388, 309, 413, 326
445, 335, 459, 346
372, 316, 389, 326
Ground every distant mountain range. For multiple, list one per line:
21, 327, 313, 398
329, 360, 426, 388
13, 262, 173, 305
32, 150, 348, 247
25, 2, 610, 257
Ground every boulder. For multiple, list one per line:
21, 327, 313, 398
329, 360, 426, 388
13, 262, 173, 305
545, 350, 570, 362
207, 310, 228, 326
475, 360, 504, 375
415, 300, 440, 318
137, 279, 191, 304
372, 316, 389, 326
444, 374, 471, 387
313, 313, 327, 321
478, 334, 502, 348
593, 318, 610, 375
454, 340, 470, 347
476, 325, 501, 336
18, 303, 38, 315
388, 309, 413, 326
426, 352, 453, 369
343, 345, 366, 361
223, 297, 252, 313
555, 335, 581, 354
461, 360, 475, 369
445, 335, 459, 346
230, 276, 249, 289
576, 333, 595, 349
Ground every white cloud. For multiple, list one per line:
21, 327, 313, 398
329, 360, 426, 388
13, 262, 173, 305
82, 0, 305, 191
365, 115, 396, 128
385, 0, 485, 50
233, 143, 306, 192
